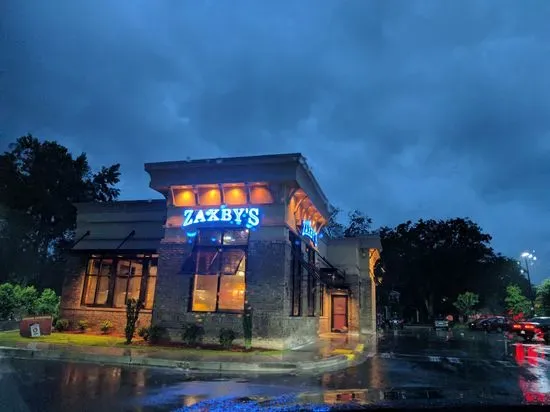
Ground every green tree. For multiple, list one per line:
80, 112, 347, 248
323, 207, 345, 239
535, 279, 550, 316
0, 134, 120, 290
453, 292, 479, 319
380, 218, 494, 320
343, 209, 373, 237
0, 283, 18, 320
505, 284, 531, 316
323, 208, 373, 239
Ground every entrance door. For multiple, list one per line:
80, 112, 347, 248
331, 295, 348, 332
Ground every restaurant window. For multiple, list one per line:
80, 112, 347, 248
144, 258, 157, 309
191, 229, 248, 312
306, 245, 316, 317
82, 254, 158, 308
290, 231, 302, 316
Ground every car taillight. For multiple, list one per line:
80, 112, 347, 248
512, 324, 521, 329
525, 324, 535, 330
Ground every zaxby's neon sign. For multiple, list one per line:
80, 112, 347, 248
182, 206, 260, 228
301, 220, 318, 246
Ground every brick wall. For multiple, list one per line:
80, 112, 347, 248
151, 237, 319, 349
59, 307, 152, 333
60, 255, 152, 333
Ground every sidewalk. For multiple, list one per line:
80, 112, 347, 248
0, 332, 373, 374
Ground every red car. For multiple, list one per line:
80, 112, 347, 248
511, 317, 550, 343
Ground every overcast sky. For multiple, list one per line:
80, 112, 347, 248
1, 1, 549, 282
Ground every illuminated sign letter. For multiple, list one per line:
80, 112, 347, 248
182, 206, 261, 228
206, 209, 220, 222
233, 208, 245, 223
220, 208, 232, 222
183, 209, 194, 226
301, 220, 318, 246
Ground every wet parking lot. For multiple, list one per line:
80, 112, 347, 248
1, 327, 549, 410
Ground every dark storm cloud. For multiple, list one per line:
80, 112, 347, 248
2, 0, 550, 281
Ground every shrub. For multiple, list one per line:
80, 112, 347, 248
55, 319, 70, 332
138, 326, 150, 341
100, 320, 114, 334
0, 283, 17, 320
148, 325, 165, 344
14, 285, 39, 318
243, 302, 253, 350
36, 289, 60, 320
139, 325, 166, 344
124, 298, 144, 344
0, 283, 61, 321
219, 328, 236, 349
77, 320, 88, 332
182, 323, 204, 346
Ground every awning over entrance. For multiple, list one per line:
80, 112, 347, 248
296, 249, 348, 289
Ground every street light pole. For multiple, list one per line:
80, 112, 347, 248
520, 251, 537, 316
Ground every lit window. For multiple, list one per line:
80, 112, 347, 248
222, 229, 249, 246
192, 274, 218, 312
218, 275, 245, 310
198, 229, 222, 245
83, 259, 112, 306
145, 259, 157, 309
81, 255, 157, 308
198, 186, 221, 206
113, 260, 143, 308
223, 185, 247, 205
249, 185, 273, 204
173, 188, 196, 207
190, 229, 248, 312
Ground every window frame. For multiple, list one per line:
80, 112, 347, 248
190, 229, 249, 314
306, 245, 316, 317
81, 253, 158, 309
290, 231, 302, 317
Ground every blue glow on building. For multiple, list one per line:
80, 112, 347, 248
301, 220, 319, 246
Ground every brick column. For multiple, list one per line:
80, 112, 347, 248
152, 242, 193, 330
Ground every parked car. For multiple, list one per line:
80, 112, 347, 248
468, 318, 486, 330
387, 317, 405, 330
434, 316, 450, 331
479, 316, 513, 333
511, 317, 550, 343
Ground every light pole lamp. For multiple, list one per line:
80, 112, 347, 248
520, 251, 536, 315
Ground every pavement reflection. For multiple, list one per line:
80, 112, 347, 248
1, 328, 550, 410
514, 342, 550, 404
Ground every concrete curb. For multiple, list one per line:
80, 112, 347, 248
0, 345, 366, 375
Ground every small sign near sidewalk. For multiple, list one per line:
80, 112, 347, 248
19, 316, 52, 337
30, 323, 41, 338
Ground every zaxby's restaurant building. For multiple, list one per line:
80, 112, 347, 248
61, 154, 381, 349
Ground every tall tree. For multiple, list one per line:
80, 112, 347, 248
323, 208, 374, 239
343, 209, 373, 237
535, 279, 550, 316
505, 285, 531, 317
323, 207, 345, 239
453, 292, 479, 319
0, 134, 120, 289
380, 218, 494, 320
